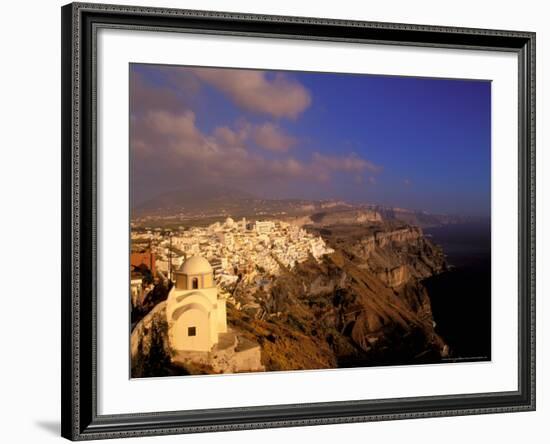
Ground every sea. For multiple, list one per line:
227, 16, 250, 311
422, 221, 492, 362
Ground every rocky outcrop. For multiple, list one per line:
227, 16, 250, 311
310, 209, 383, 226
131, 301, 167, 361
317, 224, 446, 286
377, 265, 409, 288
229, 230, 449, 371
346, 226, 423, 256
373, 226, 423, 247
130, 301, 185, 378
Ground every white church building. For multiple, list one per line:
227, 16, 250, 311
166, 256, 227, 352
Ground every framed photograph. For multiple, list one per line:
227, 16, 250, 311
61, 2, 536, 440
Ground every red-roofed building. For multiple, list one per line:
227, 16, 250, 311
131, 250, 156, 275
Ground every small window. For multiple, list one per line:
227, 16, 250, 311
192, 277, 199, 289
188, 327, 196, 337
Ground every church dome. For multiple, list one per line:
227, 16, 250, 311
179, 255, 213, 275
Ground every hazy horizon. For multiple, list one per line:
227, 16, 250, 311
130, 64, 491, 217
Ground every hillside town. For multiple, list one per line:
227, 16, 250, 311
130, 217, 334, 307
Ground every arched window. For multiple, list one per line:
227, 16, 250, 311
192, 277, 199, 289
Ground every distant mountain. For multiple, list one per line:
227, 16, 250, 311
305, 207, 464, 229
133, 185, 465, 228
135, 184, 255, 214
133, 185, 338, 218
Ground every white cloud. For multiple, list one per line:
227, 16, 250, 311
190, 68, 311, 119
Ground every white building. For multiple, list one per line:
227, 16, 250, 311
217, 232, 234, 248
236, 217, 247, 231
208, 222, 222, 233
255, 220, 275, 235
210, 257, 229, 277
130, 277, 143, 308
310, 237, 328, 259
166, 256, 227, 352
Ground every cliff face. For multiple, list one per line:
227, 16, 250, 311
228, 223, 449, 371
316, 224, 447, 286
310, 209, 383, 225
377, 265, 409, 288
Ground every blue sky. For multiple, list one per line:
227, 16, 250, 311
130, 64, 491, 216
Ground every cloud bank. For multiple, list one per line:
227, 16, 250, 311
130, 65, 382, 203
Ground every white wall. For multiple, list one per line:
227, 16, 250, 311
0, 0, 546, 443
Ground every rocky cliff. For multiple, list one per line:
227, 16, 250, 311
314, 224, 447, 285
310, 209, 383, 225
229, 223, 449, 371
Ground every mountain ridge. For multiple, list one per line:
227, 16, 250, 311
133, 185, 467, 228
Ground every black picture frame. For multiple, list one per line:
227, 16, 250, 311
61, 2, 536, 440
